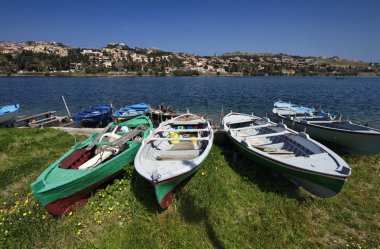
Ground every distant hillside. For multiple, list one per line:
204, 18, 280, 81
0, 41, 379, 76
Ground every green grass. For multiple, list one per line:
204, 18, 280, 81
0, 129, 379, 248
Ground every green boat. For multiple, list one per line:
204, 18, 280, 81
30, 115, 153, 216
134, 112, 214, 208
222, 112, 351, 198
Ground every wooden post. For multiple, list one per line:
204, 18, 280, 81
220, 105, 224, 128
62, 96, 71, 118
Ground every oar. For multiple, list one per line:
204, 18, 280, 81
86, 122, 114, 150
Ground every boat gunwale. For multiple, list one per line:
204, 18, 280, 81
278, 114, 380, 135
223, 112, 350, 180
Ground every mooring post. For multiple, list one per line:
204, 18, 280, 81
62, 96, 71, 118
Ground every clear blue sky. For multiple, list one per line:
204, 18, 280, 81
1, 0, 379, 62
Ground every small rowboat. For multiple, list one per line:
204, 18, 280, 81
0, 104, 19, 125
134, 112, 213, 208
223, 112, 351, 198
276, 114, 380, 155
30, 116, 153, 216
272, 100, 380, 155
113, 103, 150, 123
273, 100, 315, 116
73, 105, 113, 126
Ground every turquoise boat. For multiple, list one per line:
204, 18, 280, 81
113, 103, 150, 123
30, 116, 153, 216
0, 104, 19, 125
223, 112, 351, 198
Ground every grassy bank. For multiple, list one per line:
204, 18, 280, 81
0, 128, 379, 248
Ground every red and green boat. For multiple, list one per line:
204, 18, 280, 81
30, 116, 153, 216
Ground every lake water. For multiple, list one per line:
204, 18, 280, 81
1, 76, 380, 128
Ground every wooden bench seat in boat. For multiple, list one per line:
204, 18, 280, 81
250, 141, 295, 157
171, 141, 199, 150
155, 149, 201, 160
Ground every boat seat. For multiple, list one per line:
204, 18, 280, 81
238, 130, 257, 137
267, 149, 294, 154
254, 142, 285, 150
171, 141, 198, 150
155, 149, 201, 160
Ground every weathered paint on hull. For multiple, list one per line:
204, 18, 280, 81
31, 117, 153, 215
280, 118, 380, 155
153, 167, 199, 209
44, 170, 123, 216
228, 135, 347, 198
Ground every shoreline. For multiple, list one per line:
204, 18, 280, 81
1, 72, 379, 77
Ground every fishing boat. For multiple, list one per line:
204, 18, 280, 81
272, 100, 380, 155
0, 104, 19, 125
134, 112, 213, 209
273, 100, 335, 120
223, 112, 351, 198
276, 114, 380, 155
113, 103, 150, 123
30, 116, 153, 216
73, 105, 113, 126
149, 103, 179, 122
273, 100, 315, 116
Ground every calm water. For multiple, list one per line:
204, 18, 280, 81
1, 76, 380, 127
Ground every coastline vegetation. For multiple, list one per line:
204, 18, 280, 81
1, 128, 379, 248
1, 41, 379, 77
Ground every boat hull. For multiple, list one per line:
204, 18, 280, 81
44, 170, 123, 216
153, 166, 199, 209
227, 133, 347, 198
0, 104, 19, 125
0, 110, 18, 124
113, 115, 139, 123
279, 116, 380, 155
31, 116, 153, 215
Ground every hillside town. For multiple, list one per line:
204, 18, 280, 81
0, 41, 379, 76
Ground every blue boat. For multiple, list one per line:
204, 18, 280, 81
273, 100, 315, 115
273, 100, 335, 120
74, 105, 113, 126
0, 104, 20, 125
113, 103, 150, 123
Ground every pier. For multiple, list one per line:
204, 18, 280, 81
15, 111, 72, 128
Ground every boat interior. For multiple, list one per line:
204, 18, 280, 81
142, 123, 210, 161
311, 120, 378, 132
60, 125, 145, 170
230, 122, 323, 158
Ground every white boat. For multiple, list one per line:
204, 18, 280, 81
0, 104, 19, 125
223, 112, 351, 198
272, 100, 315, 116
276, 114, 380, 155
134, 112, 214, 208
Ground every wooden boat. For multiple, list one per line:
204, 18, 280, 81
149, 103, 179, 122
223, 112, 351, 198
134, 112, 213, 208
73, 105, 113, 126
276, 114, 380, 155
113, 103, 150, 123
30, 116, 153, 216
0, 104, 19, 125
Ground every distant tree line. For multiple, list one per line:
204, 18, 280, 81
1, 49, 379, 76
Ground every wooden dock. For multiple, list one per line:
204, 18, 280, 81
15, 111, 73, 128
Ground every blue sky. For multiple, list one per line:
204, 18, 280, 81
1, 0, 379, 62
